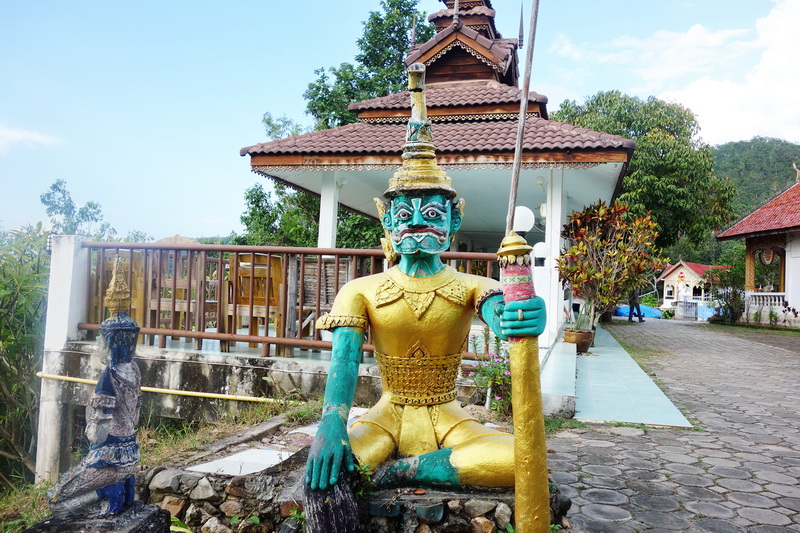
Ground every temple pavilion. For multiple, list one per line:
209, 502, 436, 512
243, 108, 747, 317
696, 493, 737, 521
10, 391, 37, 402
239, 0, 636, 345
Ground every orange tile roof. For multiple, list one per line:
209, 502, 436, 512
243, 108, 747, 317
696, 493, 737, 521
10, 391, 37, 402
717, 182, 800, 239
349, 80, 546, 111
240, 118, 635, 157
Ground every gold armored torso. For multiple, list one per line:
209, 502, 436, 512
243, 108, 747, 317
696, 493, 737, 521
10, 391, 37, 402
318, 266, 500, 406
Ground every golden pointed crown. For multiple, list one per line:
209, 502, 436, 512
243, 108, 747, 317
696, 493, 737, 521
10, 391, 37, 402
104, 256, 131, 315
384, 63, 456, 199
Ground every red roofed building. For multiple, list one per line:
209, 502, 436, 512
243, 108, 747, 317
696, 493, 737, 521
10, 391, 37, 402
657, 261, 728, 317
240, 0, 636, 346
717, 167, 800, 323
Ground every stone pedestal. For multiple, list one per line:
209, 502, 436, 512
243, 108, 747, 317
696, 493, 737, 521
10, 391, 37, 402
24, 501, 171, 533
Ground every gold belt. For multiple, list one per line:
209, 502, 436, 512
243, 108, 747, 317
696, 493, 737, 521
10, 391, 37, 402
375, 350, 462, 406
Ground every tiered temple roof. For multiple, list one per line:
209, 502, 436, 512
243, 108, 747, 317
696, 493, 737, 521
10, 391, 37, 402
241, 0, 633, 167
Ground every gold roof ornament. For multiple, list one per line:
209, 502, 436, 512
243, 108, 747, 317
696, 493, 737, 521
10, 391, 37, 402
104, 256, 131, 316
384, 62, 456, 200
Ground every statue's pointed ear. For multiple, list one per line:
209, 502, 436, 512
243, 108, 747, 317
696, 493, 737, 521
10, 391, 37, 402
451, 199, 465, 234
375, 198, 391, 231
375, 198, 397, 261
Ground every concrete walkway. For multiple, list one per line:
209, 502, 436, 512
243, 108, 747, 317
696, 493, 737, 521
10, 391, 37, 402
550, 317, 800, 532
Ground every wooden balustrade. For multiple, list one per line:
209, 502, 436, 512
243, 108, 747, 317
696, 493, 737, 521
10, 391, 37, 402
81, 242, 497, 357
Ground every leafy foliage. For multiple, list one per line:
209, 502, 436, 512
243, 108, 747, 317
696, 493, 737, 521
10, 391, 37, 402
703, 263, 745, 323
468, 327, 512, 415
39, 180, 152, 242
302, 0, 434, 129
39, 179, 115, 240
262, 112, 308, 141
557, 201, 668, 329
552, 91, 736, 248
0, 224, 49, 479
234, 183, 383, 249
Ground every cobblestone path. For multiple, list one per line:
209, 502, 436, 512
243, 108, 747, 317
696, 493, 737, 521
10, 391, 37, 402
548, 318, 800, 532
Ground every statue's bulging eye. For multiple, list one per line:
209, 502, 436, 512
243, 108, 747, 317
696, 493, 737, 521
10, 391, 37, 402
395, 209, 412, 220
424, 208, 443, 219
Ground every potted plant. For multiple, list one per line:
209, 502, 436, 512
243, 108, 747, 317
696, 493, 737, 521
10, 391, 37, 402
563, 302, 594, 353
557, 200, 667, 347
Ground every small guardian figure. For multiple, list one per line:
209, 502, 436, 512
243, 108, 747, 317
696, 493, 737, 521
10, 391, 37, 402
47, 259, 142, 518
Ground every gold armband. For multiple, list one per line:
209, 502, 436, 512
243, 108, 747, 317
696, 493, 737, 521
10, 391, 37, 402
476, 288, 503, 318
316, 313, 368, 331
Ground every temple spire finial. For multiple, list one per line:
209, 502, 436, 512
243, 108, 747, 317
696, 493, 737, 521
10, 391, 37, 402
452, 0, 461, 28
519, 2, 525, 48
411, 13, 417, 48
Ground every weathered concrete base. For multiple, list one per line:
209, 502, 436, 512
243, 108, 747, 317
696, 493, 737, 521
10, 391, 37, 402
23, 501, 171, 533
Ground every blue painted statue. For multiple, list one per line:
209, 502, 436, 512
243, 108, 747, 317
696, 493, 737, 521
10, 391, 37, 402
47, 259, 142, 518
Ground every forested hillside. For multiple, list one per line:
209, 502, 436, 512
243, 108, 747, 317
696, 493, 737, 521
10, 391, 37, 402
712, 137, 800, 218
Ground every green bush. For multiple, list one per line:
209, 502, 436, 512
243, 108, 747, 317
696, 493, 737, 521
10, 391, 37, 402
0, 224, 50, 481
640, 293, 659, 308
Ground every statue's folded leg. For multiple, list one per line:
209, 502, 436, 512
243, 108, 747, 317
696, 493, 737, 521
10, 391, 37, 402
348, 419, 397, 471
374, 420, 515, 489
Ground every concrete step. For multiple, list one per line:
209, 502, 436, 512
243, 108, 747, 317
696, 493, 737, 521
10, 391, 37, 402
540, 338, 577, 418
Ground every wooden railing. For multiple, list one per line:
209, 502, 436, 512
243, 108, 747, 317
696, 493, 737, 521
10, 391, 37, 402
79, 242, 497, 357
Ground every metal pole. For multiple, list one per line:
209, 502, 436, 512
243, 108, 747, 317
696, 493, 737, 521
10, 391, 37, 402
499, 1, 550, 532
505, 0, 542, 235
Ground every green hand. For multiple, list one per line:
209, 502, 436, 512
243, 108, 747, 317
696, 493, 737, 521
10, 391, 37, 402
304, 327, 364, 490
482, 294, 546, 340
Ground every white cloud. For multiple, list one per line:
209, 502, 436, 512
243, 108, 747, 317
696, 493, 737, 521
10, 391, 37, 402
660, 0, 800, 144
548, 0, 800, 145
0, 125, 61, 153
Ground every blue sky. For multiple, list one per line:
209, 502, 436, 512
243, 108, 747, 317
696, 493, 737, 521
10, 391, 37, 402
1, 0, 798, 240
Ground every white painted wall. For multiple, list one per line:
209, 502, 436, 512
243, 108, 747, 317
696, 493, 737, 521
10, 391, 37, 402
786, 231, 800, 307
36, 235, 90, 483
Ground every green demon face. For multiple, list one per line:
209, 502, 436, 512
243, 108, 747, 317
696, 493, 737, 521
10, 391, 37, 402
381, 193, 462, 256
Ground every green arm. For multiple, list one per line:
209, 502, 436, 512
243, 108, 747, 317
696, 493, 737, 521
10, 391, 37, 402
305, 326, 364, 491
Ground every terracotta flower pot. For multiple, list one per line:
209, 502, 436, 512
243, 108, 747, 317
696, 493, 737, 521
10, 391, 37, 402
563, 328, 594, 353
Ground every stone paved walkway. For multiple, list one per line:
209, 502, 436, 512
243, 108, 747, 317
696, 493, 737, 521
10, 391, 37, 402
550, 318, 800, 533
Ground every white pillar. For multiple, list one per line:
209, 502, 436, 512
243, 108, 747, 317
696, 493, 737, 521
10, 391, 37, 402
317, 172, 340, 249
544, 169, 565, 345
36, 235, 89, 483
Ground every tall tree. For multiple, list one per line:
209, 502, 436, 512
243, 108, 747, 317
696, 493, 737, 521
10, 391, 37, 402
552, 91, 736, 248
234, 183, 383, 249
303, 0, 434, 129
40, 179, 115, 240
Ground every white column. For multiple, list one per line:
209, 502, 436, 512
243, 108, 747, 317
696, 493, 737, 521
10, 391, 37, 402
36, 235, 89, 483
544, 169, 565, 346
317, 172, 340, 249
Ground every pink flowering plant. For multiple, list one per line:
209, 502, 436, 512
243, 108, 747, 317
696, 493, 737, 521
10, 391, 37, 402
468, 327, 512, 415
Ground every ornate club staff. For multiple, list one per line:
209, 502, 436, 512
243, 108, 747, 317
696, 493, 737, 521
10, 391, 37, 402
497, 1, 550, 531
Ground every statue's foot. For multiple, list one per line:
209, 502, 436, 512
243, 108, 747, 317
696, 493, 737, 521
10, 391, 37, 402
372, 456, 419, 488
372, 450, 463, 490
